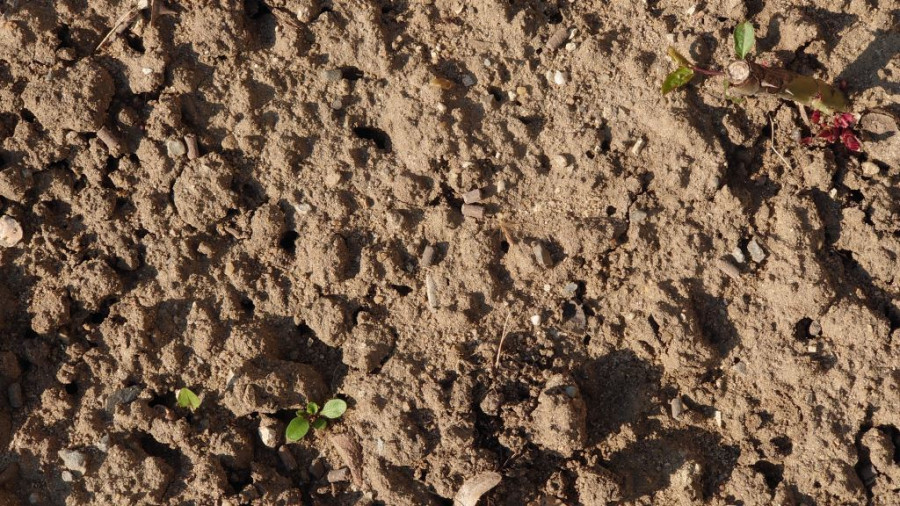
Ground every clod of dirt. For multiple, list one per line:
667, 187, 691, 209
330, 433, 364, 487
21, 60, 114, 132
28, 283, 70, 334
0, 167, 29, 202
83, 445, 173, 504
303, 297, 350, 347
343, 322, 394, 372
0, 215, 22, 247
70, 260, 122, 312
297, 233, 350, 286
575, 466, 623, 505
859, 111, 899, 168
222, 360, 327, 417
172, 153, 238, 231
530, 374, 587, 457
453, 471, 502, 506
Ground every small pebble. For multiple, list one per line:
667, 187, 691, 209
731, 247, 746, 264
330, 98, 343, 110
861, 161, 879, 176
630, 138, 645, 156
532, 242, 552, 268
258, 417, 280, 448
96, 434, 110, 453
96, 126, 122, 154
61, 470, 74, 482
714, 410, 723, 428
808, 321, 822, 337
807, 343, 818, 353
551, 154, 568, 169
184, 134, 199, 160
552, 70, 568, 86
421, 244, 436, 267
327, 467, 352, 483
7, 382, 22, 409
562, 282, 578, 298
322, 69, 342, 82
425, 274, 439, 309
546, 26, 569, 50
58, 449, 87, 474
530, 314, 541, 326
565, 42, 577, 51
0, 215, 23, 248
28, 493, 43, 505
670, 397, 685, 419
462, 188, 483, 204
461, 204, 485, 220
461, 75, 476, 87
716, 259, 741, 280
747, 238, 766, 262
308, 458, 327, 479
629, 208, 648, 224
277, 446, 298, 471
166, 138, 187, 157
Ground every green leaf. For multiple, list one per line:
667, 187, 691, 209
320, 399, 348, 419
286, 417, 310, 442
312, 418, 327, 430
734, 21, 755, 59
176, 388, 201, 411
661, 67, 694, 95
306, 401, 319, 415
666, 47, 692, 68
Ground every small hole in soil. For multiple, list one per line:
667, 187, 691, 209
771, 435, 793, 456
793, 317, 813, 341
488, 87, 503, 102
124, 33, 145, 53
606, 206, 616, 216
241, 297, 255, 315
752, 460, 784, 490
352, 127, 392, 151
20, 109, 36, 123
500, 240, 509, 253
244, 0, 272, 19
341, 66, 364, 81
278, 231, 299, 255
388, 284, 412, 296
847, 189, 864, 203
65, 382, 79, 396
586, 150, 595, 159
583, 334, 591, 345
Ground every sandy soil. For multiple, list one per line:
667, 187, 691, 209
0, 0, 899, 504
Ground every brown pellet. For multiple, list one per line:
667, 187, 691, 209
184, 134, 199, 159
96, 126, 122, 154
461, 204, 484, 220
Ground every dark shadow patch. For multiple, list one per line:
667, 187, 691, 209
352, 126, 392, 151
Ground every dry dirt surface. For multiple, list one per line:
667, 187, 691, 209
0, 0, 899, 505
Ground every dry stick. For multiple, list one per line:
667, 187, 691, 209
95, 8, 139, 52
768, 114, 792, 170
493, 310, 512, 369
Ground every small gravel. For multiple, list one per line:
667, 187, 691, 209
0, 215, 23, 247
747, 238, 766, 262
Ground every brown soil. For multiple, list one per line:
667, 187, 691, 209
1, 0, 899, 505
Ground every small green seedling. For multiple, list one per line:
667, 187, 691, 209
286, 399, 347, 442
176, 387, 201, 411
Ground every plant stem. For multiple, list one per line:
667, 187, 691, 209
725, 60, 849, 113
690, 65, 725, 77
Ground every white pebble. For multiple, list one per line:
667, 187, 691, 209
553, 70, 568, 86
141, 67, 153, 75
715, 410, 723, 428
861, 162, 879, 176
565, 42, 577, 52
747, 238, 766, 262
166, 138, 187, 157
731, 247, 746, 264
670, 397, 685, 419
0, 215, 23, 247
530, 314, 541, 326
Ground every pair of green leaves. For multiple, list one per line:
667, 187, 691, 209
286, 398, 348, 442
662, 21, 755, 95
662, 48, 695, 95
176, 387, 201, 411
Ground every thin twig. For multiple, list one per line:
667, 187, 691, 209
690, 65, 725, 77
493, 310, 512, 369
95, 8, 139, 52
769, 114, 792, 170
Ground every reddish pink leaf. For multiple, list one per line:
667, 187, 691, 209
817, 128, 837, 143
800, 136, 814, 146
811, 110, 822, 125
840, 130, 861, 151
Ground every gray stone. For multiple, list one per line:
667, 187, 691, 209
7, 383, 22, 409
58, 448, 87, 474
747, 238, 766, 263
